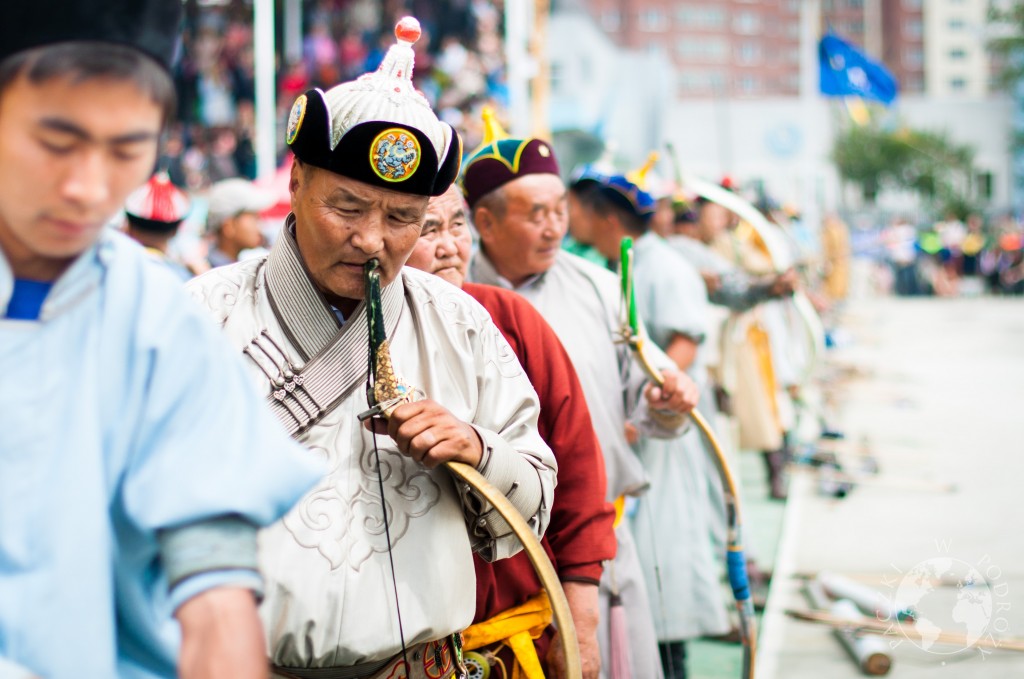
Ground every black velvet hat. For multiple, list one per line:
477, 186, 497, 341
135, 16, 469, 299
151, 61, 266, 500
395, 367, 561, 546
0, 0, 183, 71
285, 17, 461, 197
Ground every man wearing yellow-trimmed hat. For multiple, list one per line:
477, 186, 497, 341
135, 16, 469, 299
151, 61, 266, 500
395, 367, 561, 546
464, 111, 701, 679
188, 18, 556, 679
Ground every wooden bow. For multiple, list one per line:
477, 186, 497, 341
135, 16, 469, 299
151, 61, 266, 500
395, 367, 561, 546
361, 259, 582, 678
619, 237, 758, 679
665, 142, 826, 386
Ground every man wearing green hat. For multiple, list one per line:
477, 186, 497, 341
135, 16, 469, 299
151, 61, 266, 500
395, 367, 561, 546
464, 114, 700, 679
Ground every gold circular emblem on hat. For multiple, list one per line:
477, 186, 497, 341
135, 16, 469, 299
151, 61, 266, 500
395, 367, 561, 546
286, 95, 307, 145
370, 128, 421, 182
538, 144, 550, 157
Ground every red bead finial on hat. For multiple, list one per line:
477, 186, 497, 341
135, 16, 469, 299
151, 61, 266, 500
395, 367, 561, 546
395, 17, 421, 44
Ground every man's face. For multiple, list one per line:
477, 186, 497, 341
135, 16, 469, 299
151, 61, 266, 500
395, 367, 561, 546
406, 185, 471, 288
290, 163, 428, 309
650, 197, 674, 237
590, 210, 622, 262
698, 202, 731, 243
475, 173, 567, 286
0, 74, 162, 278
223, 211, 265, 252
567, 189, 595, 245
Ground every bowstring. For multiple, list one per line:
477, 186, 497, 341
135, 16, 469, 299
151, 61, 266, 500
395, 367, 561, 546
365, 263, 410, 672
620, 239, 677, 678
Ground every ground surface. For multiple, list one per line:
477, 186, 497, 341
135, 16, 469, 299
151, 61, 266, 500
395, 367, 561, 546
690, 273, 1024, 678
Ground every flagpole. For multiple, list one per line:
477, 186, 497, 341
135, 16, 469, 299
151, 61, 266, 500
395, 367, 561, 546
799, 0, 823, 237
254, 0, 277, 181
504, 0, 531, 138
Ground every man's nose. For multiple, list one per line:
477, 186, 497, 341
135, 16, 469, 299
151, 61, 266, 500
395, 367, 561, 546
435, 228, 456, 256
59, 150, 111, 208
351, 214, 385, 253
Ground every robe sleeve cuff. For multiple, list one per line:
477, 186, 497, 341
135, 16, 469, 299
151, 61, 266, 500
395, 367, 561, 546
457, 425, 546, 562
0, 656, 37, 679
158, 515, 259, 590
558, 562, 604, 584
632, 398, 692, 439
167, 569, 264, 613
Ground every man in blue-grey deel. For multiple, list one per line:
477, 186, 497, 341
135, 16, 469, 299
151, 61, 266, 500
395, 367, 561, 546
0, 1, 323, 678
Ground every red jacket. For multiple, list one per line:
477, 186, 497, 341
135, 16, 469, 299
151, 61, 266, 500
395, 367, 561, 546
464, 283, 616, 630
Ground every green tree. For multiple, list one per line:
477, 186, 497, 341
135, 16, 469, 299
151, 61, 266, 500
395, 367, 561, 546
832, 123, 978, 218
988, 3, 1024, 91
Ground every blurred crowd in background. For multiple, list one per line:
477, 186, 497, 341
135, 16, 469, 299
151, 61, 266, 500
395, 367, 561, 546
151, 0, 1024, 298
850, 212, 1024, 297
162, 0, 507, 191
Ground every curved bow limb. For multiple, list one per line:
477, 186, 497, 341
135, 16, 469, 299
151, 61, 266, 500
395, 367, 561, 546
446, 461, 582, 679
620, 237, 757, 679
664, 143, 826, 385
363, 260, 582, 678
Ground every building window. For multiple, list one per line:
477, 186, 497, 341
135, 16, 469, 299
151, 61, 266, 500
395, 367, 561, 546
904, 18, 923, 38
736, 41, 763, 65
733, 11, 762, 35
903, 46, 924, 68
677, 38, 730, 63
950, 77, 967, 90
737, 75, 761, 94
647, 42, 667, 58
904, 0, 922, 7
601, 10, 621, 31
948, 18, 965, 30
949, 48, 967, 60
550, 61, 564, 94
847, 0, 864, 8
976, 171, 993, 200
638, 9, 667, 32
676, 5, 727, 29
678, 70, 727, 94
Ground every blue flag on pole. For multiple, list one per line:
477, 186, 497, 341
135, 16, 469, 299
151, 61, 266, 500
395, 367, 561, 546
819, 32, 898, 104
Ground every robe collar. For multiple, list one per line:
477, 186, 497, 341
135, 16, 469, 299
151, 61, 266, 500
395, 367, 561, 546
264, 215, 405, 363
0, 229, 115, 323
469, 246, 547, 293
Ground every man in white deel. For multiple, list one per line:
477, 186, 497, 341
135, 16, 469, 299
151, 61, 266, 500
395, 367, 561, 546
188, 18, 556, 679
463, 112, 700, 679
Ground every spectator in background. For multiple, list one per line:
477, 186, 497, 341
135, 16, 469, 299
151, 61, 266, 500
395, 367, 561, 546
205, 178, 274, 268
959, 213, 988, 296
171, 0, 510, 188
885, 217, 919, 296
124, 173, 194, 281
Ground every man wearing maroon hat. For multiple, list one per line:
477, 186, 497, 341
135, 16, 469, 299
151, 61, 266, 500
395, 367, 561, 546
464, 114, 700, 678
0, 1, 323, 678
188, 19, 556, 679
406, 184, 617, 679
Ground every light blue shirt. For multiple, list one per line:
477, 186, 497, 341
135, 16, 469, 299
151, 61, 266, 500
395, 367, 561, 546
0, 231, 323, 678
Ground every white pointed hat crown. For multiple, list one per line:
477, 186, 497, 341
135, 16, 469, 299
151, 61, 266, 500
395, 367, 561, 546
322, 17, 453, 165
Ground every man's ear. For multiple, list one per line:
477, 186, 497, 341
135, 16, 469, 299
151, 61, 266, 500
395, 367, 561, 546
289, 159, 305, 212
220, 216, 236, 241
473, 206, 494, 241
